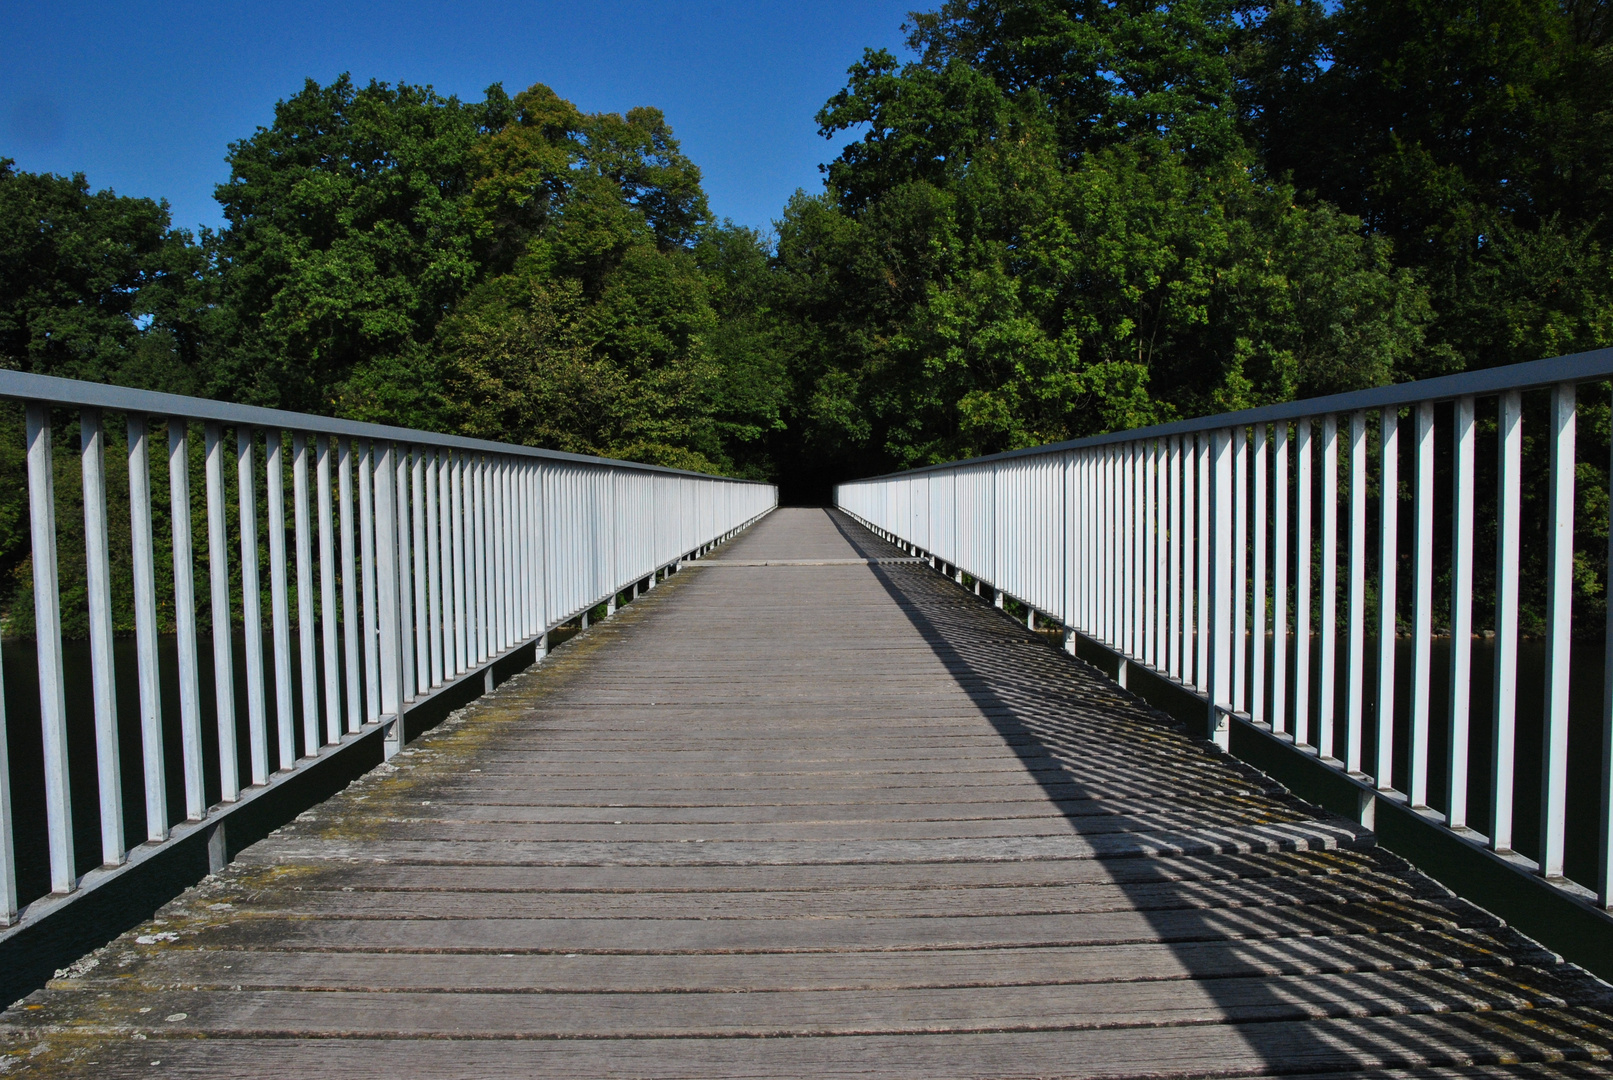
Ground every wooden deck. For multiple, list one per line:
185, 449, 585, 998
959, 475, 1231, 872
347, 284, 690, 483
3, 508, 1612, 1078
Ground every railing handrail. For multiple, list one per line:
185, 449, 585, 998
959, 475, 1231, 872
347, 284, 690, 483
0, 369, 771, 484
852, 346, 1613, 482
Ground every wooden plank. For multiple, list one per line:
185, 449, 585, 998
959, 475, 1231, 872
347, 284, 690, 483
4, 507, 1611, 1080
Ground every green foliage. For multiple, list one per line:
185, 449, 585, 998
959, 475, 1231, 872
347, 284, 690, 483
772, 6, 1431, 490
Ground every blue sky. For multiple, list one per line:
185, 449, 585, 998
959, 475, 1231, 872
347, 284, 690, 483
1, 1, 916, 238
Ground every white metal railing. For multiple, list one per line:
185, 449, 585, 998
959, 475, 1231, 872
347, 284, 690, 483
838, 348, 1613, 914
0, 370, 775, 925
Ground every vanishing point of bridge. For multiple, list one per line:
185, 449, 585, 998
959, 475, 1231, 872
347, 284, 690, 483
4, 508, 1613, 1076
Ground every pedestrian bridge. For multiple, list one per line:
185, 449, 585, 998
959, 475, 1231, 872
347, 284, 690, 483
3, 358, 1613, 1077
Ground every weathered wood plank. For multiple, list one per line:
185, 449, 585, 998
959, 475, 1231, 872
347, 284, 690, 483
3, 508, 1610, 1079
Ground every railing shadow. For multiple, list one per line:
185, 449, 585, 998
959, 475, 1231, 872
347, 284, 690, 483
823, 507, 1613, 1072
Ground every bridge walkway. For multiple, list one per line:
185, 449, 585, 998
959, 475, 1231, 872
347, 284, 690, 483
3, 508, 1612, 1077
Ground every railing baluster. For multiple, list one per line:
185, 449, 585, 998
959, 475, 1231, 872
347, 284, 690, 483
237, 428, 268, 786
359, 442, 381, 723
81, 409, 125, 860
1251, 425, 1268, 726
477, 457, 489, 661
1233, 428, 1247, 715
1491, 399, 1520, 849
1376, 407, 1399, 791
317, 436, 340, 745
1169, 438, 1182, 680
374, 442, 401, 752
452, 453, 467, 674
1273, 422, 1289, 736
1153, 441, 1166, 667
1295, 418, 1313, 750
1196, 435, 1210, 690
1346, 411, 1367, 776
28, 404, 74, 891
130, 415, 168, 839
427, 450, 444, 687
1409, 401, 1436, 808
205, 423, 238, 803
396, 444, 415, 703
168, 420, 205, 819
1320, 415, 1338, 760
412, 447, 428, 693
266, 431, 295, 770
1182, 437, 1196, 685
1448, 396, 1476, 828
339, 438, 361, 733
1540, 382, 1576, 877
1209, 428, 1233, 749
292, 432, 318, 757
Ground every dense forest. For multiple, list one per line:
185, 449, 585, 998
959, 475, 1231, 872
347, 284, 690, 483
4, 0, 1612, 511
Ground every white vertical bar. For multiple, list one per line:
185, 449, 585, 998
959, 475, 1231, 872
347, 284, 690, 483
1251, 425, 1268, 725
236, 429, 267, 786
1376, 408, 1400, 789
494, 458, 509, 647
474, 458, 488, 662
359, 443, 381, 723
28, 404, 74, 891
396, 446, 415, 702
317, 436, 340, 745
452, 455, 467, 674
1182, 438, 1196, 684
1540, 383, 1575, 878
205, 423, 237, 804
1409, 402, 1435, 808
1233, 429, 1247, 713
1153, 441, 1166, 666
1209, 428, 1233, 750
375, 442, 402, 748
1169, 439, 1181, 679
266, 433, 295, 769
82, 410, 125, 859
1492, 397, 1520, 846
1295, 419, 1313, 748
1273, 423, 1290, 736
169, 422, 205, 819
427, 451, 443, 687
412, 448, 428, 692
1346, 411, 1367, 774
292, 432, 318, 758
1447, 396, 1475, 827
339, 439, 361, 734
1196, 436, 1210, 689
130, 416, 168, 838
1319, 415, 1338, 760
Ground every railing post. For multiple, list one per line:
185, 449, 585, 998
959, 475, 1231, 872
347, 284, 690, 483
1541, 382, 1575, 878
82, 409, 125, 861
205, 423, 239, 804
1492, 394, 1520, 853
375, 441, 403, 755
130, 415, 168, 839
1447, 396, 1476, 828
27, 404, 74, 893
237, 428, 268, 785
1206, 427, 1233, 750
1376, 407, 1400, 793
266, 431, 295, 770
